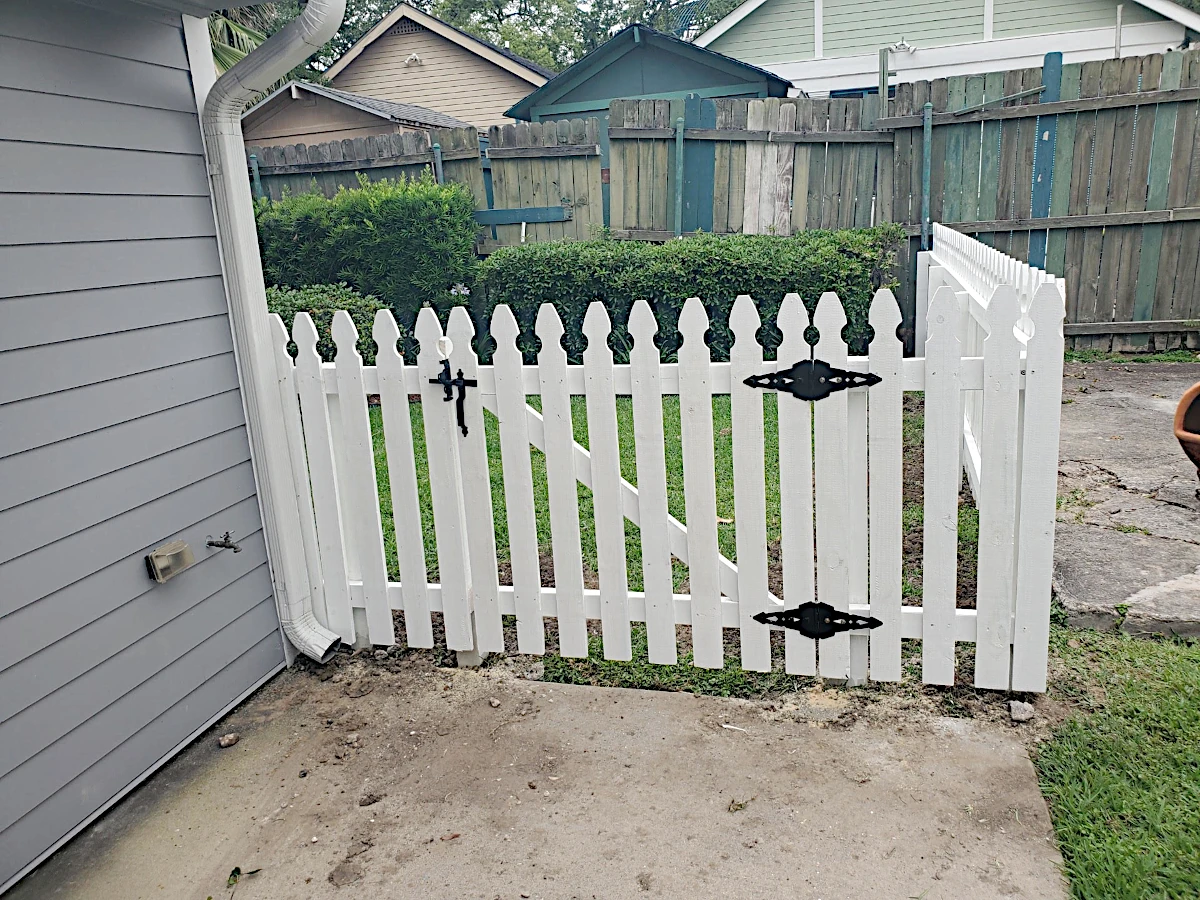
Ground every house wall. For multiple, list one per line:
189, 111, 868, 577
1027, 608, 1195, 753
705, 0, 815, 64
242, 92, 405, 145
332, 22, 536, 129
705, 0, 1178, 92
0, 0, 285, 891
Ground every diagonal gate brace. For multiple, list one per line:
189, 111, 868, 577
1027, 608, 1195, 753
478, 395, 781, 609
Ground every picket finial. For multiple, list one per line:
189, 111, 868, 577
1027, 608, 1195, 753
447, 306, 477, 357
812, 291, 846, 346
987, 283, 1022, 340
293, 311, 320, 357
582, 301, 612, 347
628, 298, 658, 342
269, 312, 290, 353
490, 304, 519, 344
535, 302, 564, 345
730, 294, 761, 337
926, 285, 960, 338
331, 309, 360, 359
414, 306, 443, 350
776, 292, 809, 355
372, 308, 401, 359
678, 296, 709, 351
868, 288, 903, 332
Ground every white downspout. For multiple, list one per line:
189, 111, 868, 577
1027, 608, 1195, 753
200, 0, 346, 663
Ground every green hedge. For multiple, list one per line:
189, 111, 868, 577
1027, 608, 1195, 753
266, 283, 384, 363
475, 228, 904, 363
256, 174, 477, 345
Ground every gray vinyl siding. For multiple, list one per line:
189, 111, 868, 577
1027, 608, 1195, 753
0, 0, 284, 890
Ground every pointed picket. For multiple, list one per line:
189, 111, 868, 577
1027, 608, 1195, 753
974, 285, 1023, 689
922, 287, 962, 685
416, 308, 474, 652
293, 313, 354, 644
812, 293, 851, 679
270, 314, 326, 635
491, 305, 545, 655
847, 365, 869, 684
678, 297, 723, 669
373, 309, 433, 649
628, 299, 676, 665
776, 294, 816, 675
447, 307, 503, 654
729, 295, 770, 672
1012, 282, 1066, 691
332, 311, 395, 646
867, 290, 904, 681
537, 304, 588, 658
583, 303, 632, 661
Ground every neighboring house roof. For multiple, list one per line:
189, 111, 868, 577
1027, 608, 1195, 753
505, 23, 791, 120
696, 0, 1200, 46
325, 2, 553, 84
242, 81, 476, 132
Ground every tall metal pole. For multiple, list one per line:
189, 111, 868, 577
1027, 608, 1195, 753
921, 102, 933, 250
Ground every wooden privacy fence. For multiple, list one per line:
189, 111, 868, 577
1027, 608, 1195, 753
269, 229, 1065, 692
246, 126, 487, 208
882, 48, 1200, 351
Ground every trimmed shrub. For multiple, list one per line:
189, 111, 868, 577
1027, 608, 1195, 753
255, 174, 478, 343
475, 227, 904, 363
266, 283, 384, 363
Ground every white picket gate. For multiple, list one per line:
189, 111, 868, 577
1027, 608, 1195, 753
270, 226, 1065, 692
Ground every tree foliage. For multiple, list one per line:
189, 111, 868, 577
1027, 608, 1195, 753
250, 0, 746, 77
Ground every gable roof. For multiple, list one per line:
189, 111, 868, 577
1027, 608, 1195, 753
324, 2, 553, 84
504, 23, 791, 120
242, 81, 476, 132
697, 0, 1200, 46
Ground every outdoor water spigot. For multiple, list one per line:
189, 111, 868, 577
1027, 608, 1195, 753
206, 531, 243, 553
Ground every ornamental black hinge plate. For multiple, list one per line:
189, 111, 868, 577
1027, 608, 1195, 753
744, 358, 882, 402
752, 601, 882, 641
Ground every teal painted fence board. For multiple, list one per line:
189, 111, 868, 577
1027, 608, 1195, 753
1028, 52, 1063, 268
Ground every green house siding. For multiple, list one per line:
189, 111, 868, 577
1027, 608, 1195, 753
824, 0, 984, 56
707, 0, 815, 66
993, 0, 1160, 38
554, 43, 769, 106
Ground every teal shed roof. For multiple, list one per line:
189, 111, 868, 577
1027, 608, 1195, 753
505, 24, 791, 120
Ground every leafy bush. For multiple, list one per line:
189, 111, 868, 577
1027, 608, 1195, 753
266, 283, 384, 363
256, 174, 478, 344
476, 227, 904, 362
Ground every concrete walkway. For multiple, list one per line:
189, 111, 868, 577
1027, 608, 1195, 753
1055, 361, 1200, 635
7, 660, 1066, 900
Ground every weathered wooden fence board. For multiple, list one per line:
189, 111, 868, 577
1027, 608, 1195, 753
250, 48, 1200, 345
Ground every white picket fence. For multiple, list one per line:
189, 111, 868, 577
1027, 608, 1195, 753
270, 226, 1065, 692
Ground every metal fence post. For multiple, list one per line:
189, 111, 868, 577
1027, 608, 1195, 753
432, 142, 444, 184
674, 116, 685, 236
248, 153, 263, 200
921, 102, 933, 250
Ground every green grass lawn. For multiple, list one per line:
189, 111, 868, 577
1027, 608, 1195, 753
1037, 627, 1200, 899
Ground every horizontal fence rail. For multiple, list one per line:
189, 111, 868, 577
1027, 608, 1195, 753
270, 227, 1064, 691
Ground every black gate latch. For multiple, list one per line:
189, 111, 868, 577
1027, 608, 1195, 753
745, 358, 881, 402
752, 601, 882, 641
430, 358, 477, 436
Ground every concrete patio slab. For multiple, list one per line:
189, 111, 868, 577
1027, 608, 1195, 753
7, 659, 1066, 900
1055, 362, 1200, 634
